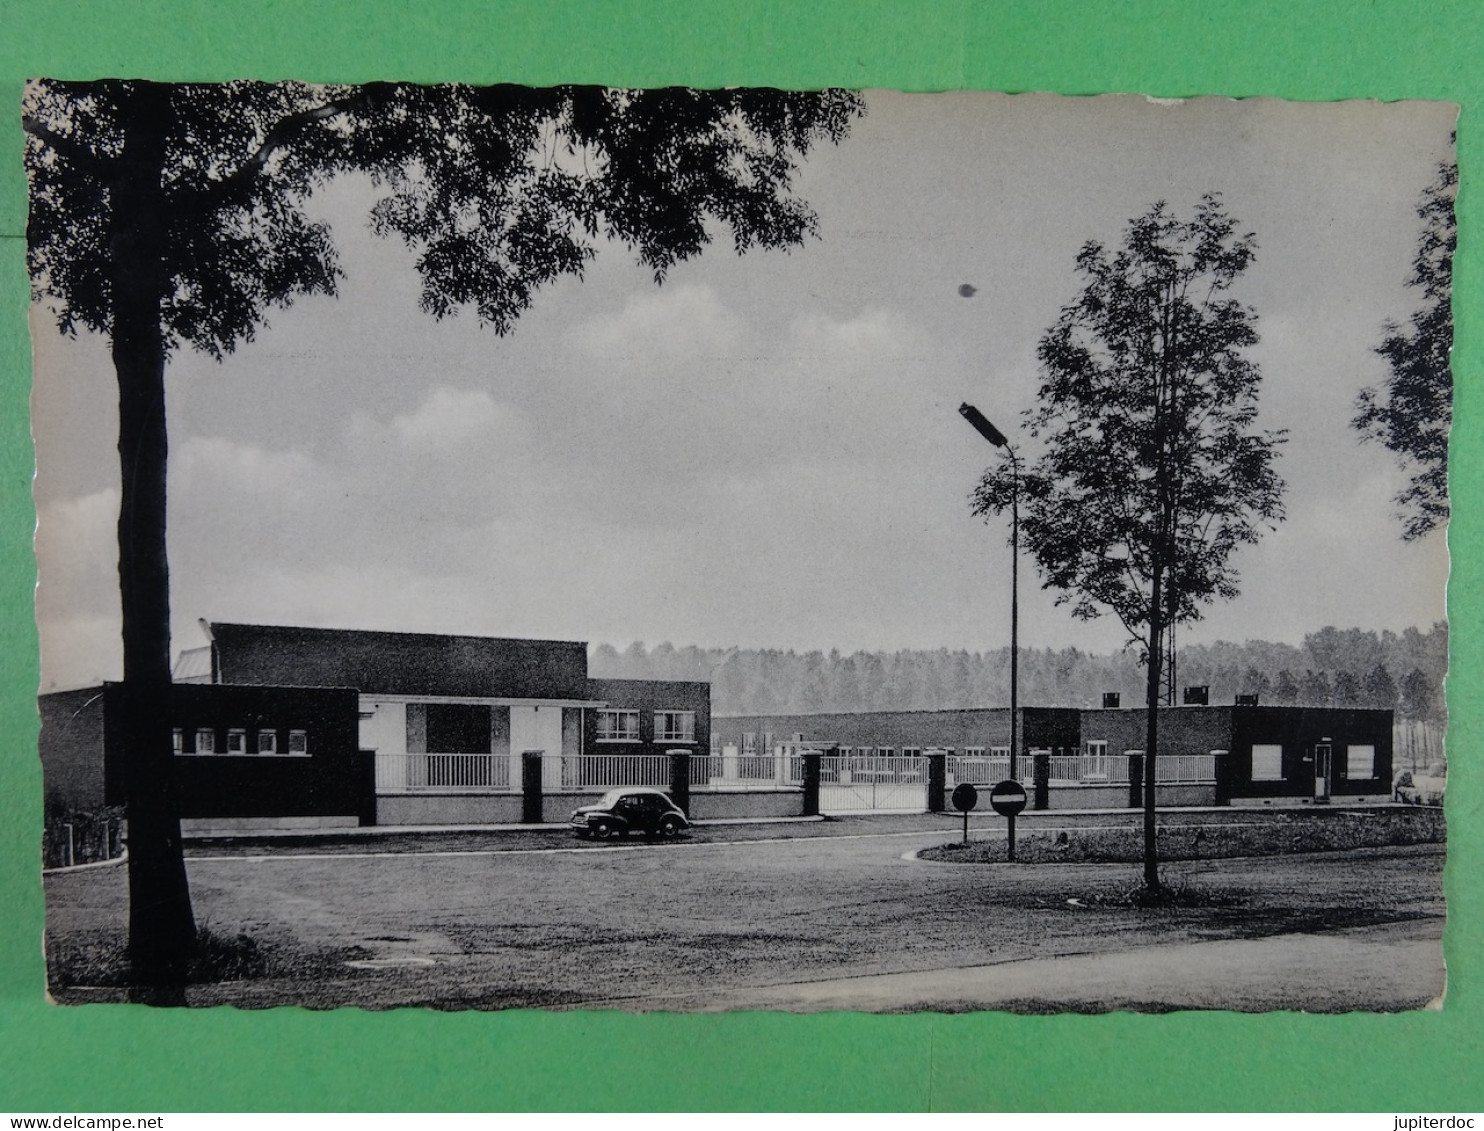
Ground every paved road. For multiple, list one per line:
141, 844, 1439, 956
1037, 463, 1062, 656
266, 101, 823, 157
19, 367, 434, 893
47, 823, 1446, 1012
588, 918, 1444, 1013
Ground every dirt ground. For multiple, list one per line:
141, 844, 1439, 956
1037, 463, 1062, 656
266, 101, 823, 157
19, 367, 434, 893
43, 813, 1447, 1013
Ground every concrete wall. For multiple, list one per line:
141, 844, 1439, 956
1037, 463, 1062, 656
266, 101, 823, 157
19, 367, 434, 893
689, 789, 802, 820
181, 815, 359, 834
542, 789, 609, 823
377, 792, 524, 826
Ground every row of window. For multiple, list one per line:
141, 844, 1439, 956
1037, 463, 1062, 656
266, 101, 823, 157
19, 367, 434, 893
174, 727, 310, 756
595, 710, 696, 743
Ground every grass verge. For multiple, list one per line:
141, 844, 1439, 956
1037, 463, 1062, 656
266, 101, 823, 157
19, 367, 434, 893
919, 806, 1445, 865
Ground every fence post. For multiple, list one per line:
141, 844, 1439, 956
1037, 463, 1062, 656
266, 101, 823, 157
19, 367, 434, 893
801, 751, 821, 817
521, 750, 544, 824
1032, 752, 1050, 811
1127, 751, 1144, 810
1212, 749, 1232, 806
927, 751, 947, 813
668, 749, 691, 817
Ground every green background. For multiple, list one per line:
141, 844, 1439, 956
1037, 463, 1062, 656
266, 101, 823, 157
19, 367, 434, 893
0, 0, 1479, 1112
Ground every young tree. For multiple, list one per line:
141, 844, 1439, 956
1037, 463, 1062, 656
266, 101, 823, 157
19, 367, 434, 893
1354, 159, 1457, 541
1399, 666, 1436, 722
1363, 663, 1398, 710
1332, 669, 1362, 708
1271, 669, 1299, 706
971, 195, 1286, 891
24, 79, 863, 1000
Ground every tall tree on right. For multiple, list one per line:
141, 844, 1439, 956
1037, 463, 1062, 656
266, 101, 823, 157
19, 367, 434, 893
1354, 158, 1457, 541
971, 195, 1286, 893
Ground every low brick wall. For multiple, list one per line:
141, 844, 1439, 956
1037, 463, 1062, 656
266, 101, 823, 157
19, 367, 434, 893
181, 815, 359, 835
1045, 783, 1217, 809
542, 790, 609, 823
689, 789, 803, 820
376, 792, 524, 826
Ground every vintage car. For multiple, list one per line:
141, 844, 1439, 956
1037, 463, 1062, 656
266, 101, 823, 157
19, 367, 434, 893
570, 787, 690, 839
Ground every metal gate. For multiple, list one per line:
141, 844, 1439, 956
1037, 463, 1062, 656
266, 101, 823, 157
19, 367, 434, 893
818, 754, 928, 814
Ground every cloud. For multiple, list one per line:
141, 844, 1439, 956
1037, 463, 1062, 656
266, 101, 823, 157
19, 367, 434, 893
34, 488, 119, 618
790, 307, 921, 370
390, 388, 514, 448
171, 436, 318, 497
574, 283, 743, 363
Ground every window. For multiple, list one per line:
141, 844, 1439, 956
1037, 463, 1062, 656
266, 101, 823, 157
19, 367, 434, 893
596, 710, 639, 742
1346, 744, 1376, 779
903, 746, 922, 758
288, 729, 309, 755
989, 746, 1009, 758
226, 728, 246, 754
656, 711, 696, 743
742, 732, 757, 755
1086, 740, 1108, 758
1251, 744, 1284, 781
257, 728, 278, 755
963, 746, 985, 758
172, 728, 183, 755
195, 728, 216, 755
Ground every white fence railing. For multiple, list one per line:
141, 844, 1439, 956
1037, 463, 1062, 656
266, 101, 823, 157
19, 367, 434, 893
548, 753, 671, 789
689, 752, 803, 789
947, 751, 1217, 786
820, 754, 925, 785
376, 748, 1221, 796
375, 752, 513, 793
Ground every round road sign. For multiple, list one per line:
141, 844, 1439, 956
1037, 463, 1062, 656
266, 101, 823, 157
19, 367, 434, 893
950, 782, 979, 812
988, 779, 1028, 817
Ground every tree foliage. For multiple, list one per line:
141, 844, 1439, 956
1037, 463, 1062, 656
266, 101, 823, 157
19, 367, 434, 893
1354, 159, 1457, 541
593, 623, 1445, 721
27, 81, 864, 347
970, 195, 1286, 645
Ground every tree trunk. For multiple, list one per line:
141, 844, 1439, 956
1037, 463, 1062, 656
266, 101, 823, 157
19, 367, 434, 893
110, 81, 196, 1004
1142, 561, 1163, 892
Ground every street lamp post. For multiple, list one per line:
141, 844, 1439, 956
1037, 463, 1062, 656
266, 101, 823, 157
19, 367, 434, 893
959, 402, 1020, 782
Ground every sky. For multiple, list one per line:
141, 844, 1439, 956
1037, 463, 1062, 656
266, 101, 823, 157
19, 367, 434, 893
31, 90, 1456, 691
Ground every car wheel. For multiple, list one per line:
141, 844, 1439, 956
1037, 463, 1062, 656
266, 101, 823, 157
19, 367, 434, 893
591, 820, 613, 840
659, 816, 682, 839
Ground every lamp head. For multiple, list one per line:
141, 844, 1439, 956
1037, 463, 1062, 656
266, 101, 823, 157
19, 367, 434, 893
958, 402, 1008, 448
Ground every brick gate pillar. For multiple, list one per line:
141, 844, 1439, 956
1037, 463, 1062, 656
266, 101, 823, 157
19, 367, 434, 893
1127, 751, 1144, 810
521, 750, 543, 824
801, 751, 821, 817
1212, 749, 1232, 806
668, 749, 692, 818
1032, 752, 1050, 811
926, 751, 947, 813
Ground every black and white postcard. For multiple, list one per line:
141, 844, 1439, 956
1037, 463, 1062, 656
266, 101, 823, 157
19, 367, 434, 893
29, 85, 1453, 1011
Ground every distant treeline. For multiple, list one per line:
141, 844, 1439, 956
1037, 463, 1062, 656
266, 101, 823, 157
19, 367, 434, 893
588, 623, 1448, 722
